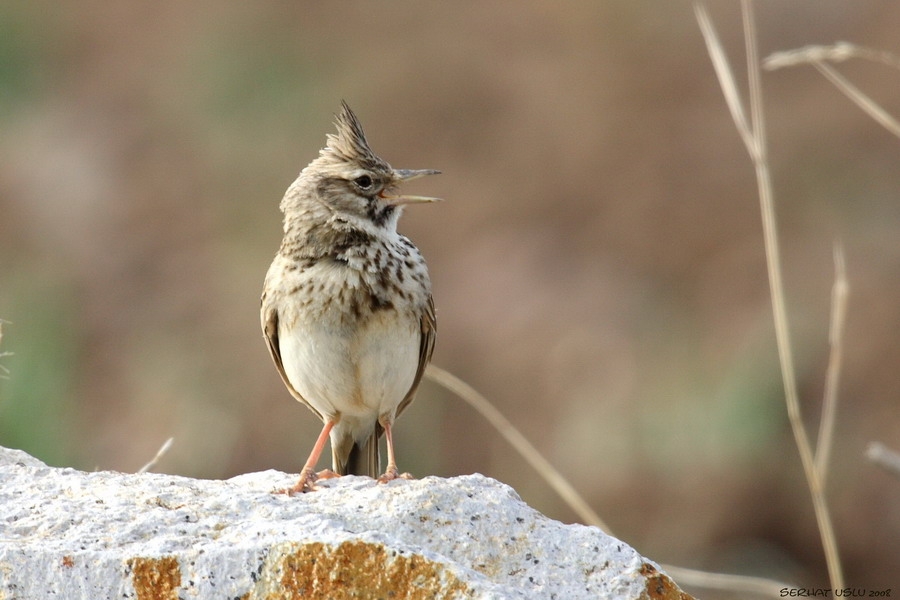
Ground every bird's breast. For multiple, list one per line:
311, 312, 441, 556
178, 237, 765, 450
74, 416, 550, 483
278, 300, 421, 420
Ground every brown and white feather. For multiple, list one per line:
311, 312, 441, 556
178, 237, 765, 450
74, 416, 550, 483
260, 102, 438, 481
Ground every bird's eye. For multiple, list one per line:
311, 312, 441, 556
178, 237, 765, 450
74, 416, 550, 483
354, 175, 374, 190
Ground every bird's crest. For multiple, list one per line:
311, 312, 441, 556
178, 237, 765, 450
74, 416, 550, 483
321, 101, 390, 172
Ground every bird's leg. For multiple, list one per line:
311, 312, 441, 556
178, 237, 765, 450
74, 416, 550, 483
280, 420, 339, 494
377, 419, 413, 483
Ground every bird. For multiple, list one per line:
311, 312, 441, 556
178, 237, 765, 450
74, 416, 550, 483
260, 102, 439, 494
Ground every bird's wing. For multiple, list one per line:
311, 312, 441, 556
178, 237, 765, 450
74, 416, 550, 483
261, 297, 323, 421
396, 294, 436, 419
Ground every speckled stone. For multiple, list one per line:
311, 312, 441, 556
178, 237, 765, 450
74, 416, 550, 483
0, 446, 691, 599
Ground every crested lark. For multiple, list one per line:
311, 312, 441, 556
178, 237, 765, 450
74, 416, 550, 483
261, 102, 438, 494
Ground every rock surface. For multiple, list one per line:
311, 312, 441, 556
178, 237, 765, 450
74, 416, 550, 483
0, 446, 691, 599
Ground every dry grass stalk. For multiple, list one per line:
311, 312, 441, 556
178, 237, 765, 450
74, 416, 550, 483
137, 437, 175, 474
695, 0, 844, 588
764, 42, 900, 71
424, 364, 610, 533
0, 319, 10, 379
658, 565, 787, 598
764, 43, 900, 140
816, 244, 848, 484
866, 442, 900, 478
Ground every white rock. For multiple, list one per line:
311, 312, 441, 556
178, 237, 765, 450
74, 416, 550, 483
0, 446, 690, 599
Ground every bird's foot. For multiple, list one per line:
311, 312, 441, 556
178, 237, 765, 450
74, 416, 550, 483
376, 466, 413, 484
276, 468, 340, 495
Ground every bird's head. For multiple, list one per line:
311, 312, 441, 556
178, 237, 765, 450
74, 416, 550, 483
289, 101, 440, 232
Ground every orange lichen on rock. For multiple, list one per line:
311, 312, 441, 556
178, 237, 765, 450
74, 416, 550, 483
640, 562, 694, 600
252, 540, 472, 599
128, 556, 182, 600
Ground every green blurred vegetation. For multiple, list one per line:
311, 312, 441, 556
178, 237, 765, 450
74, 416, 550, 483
0, 275, 78, 466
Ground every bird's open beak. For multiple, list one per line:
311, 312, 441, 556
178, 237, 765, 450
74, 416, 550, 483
380, 169, 442, 205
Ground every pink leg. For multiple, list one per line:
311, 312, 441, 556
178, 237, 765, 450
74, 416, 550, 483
282, 420, 339, 495
377, 420, 413, 484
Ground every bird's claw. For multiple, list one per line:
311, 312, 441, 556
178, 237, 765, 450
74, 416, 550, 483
377, 467, 413, 484
276, 468, 341, 495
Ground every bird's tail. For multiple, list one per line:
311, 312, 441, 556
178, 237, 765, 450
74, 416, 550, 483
336, 426, 382, 477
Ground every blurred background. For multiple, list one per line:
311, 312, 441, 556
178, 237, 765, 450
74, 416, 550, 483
1, 1, 898, 594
